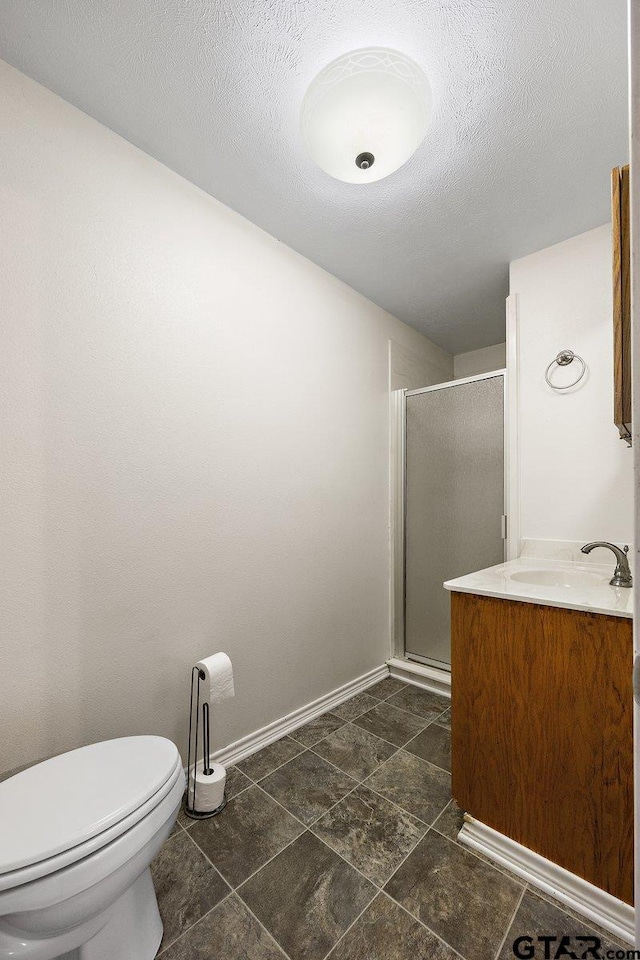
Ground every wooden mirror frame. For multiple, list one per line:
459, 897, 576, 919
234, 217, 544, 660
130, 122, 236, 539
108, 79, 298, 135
612, 164, 632, 445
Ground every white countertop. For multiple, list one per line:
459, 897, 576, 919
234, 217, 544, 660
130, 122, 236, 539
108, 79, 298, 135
444, 557, 633, 619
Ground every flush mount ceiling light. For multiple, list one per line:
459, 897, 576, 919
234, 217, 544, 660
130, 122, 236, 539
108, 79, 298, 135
301, 48, 433, 184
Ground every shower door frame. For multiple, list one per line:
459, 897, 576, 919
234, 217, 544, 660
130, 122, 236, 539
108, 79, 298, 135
391, 368, 514, 669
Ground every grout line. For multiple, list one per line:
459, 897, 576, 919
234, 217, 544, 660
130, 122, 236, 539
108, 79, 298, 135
253, 745, 439, 840
286, 708, 348, 746
181, 828, 234, 892
297, 821, 380, 891
356, 773, 435, 827
332, 690, 384, 713
312, 714, 434, 756
386, 687, 450, 709
185, 751, 410, 900
305, 745, 406, 805
492, 883, 527, 960
235, 744, 358, 798
156, 889, 235, 956
401, 751, 451, 777
375, 889, 469, 960
429, 801, 522, 880
430, 819, 509, 872
235, 787, 460, 960
160, 691, 456, 960
401, 726, 451, 776
375, 798, 529, 959
163, 823, 189, 846
359, 697, 440, 723
347, 704, 450, 748
523, 885, 629, 950
254, 782, 323, 832
403, 704, 451, 739
248, 692, 448, 775
306, 730, 399, 769
224, 790, 382, 956
316, 888, 383, 958
397, 699, 451, 721
251, 751, 434, 856
253, 779, 424, 903
289, 732, 344, 749
182, 778, 253, 831
432, 722, 451, 734
188, 702, 451, 837
308, 801, 427, 894
235, 739, 307, 783
226, 779, 255, 802
378, 824, 506, 960
423, 706, 453, 728
341, 719, 421, 751
250, 750, 313, 782
305, 742, 444, 828
332, 708, 376, 723
375, 811, 452, 895
168, 690, 453, 958
308, 775, 405, 841
291, 732, 349, 750
182, 802, 310, 958
254, 724, 454, 955
233, 890, 297, 960
187, 797, 306, 894
259, 770, 361, 827
366, 685, 407, 702
357, 749, 452, 816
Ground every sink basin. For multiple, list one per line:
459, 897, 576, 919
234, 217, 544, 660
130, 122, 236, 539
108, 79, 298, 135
510, 569, 604, 589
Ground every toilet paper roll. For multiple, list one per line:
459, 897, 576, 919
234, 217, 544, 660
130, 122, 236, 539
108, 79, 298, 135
190, 760, 226, 813
195, 652, 234, 705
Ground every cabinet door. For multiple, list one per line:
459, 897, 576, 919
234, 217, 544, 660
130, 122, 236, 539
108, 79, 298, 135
612, 164, 632, 444
451, 592, 634, 904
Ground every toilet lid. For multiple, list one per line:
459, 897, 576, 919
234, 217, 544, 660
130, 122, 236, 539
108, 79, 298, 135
0, 736, 180, 874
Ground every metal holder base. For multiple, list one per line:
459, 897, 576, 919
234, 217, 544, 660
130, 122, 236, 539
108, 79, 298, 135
184, 795, 227, 820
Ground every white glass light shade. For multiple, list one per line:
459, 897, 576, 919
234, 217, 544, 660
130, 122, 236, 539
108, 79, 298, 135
301, 48, 433, 184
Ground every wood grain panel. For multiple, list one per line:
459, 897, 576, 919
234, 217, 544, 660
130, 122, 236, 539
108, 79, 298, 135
612, 164, 632, 444
451, 592, 633, 904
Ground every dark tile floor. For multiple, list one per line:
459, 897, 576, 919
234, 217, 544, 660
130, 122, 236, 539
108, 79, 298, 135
152, 678, 627, 960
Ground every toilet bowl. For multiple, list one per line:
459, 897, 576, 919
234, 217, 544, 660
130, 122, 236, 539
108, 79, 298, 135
0, 736, 185, 960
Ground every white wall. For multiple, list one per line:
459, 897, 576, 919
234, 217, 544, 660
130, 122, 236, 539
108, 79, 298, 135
510, 225, 633, 546
0, 60, 452, 775
454, 343, 506, 379
390, 338, 452, 391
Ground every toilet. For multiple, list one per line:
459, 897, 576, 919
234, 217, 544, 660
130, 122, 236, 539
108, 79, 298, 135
0, 736, 185, 960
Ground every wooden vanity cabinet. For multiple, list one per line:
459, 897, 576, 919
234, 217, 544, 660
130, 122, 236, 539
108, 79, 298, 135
451, 591, 633, 905
612, 164, 632, 445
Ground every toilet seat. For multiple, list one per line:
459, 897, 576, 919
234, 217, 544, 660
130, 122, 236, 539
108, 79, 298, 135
0, 737, 183, 891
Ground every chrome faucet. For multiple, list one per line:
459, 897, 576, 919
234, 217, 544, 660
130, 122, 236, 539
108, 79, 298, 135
580, 542, 633, 588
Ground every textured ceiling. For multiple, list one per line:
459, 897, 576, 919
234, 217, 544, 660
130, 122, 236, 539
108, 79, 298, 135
0, 0, 628, 353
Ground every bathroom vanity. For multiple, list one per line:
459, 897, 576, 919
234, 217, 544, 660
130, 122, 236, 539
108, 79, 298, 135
445, 557, 633, 906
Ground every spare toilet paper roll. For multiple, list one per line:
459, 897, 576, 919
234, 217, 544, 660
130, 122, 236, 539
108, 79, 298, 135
195, 652, 234, 705
190, 760, 226, 813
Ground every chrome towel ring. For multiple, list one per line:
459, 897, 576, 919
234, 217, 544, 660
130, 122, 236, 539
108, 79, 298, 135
544, 349, 586, 390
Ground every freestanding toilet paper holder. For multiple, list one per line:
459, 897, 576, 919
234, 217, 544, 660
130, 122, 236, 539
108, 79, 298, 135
185, 666, 227, 819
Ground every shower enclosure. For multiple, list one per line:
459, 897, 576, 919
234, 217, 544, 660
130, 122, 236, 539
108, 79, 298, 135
395, 371, 506, 670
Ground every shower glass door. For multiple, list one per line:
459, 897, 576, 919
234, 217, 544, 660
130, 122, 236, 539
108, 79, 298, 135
404, 373, 505, 669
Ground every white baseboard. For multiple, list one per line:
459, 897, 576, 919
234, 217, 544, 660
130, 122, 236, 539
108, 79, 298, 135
211, 664, 389, 768
459, 817, 635, 946
387, 656, 451, 699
